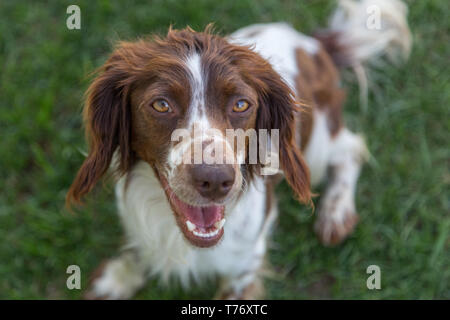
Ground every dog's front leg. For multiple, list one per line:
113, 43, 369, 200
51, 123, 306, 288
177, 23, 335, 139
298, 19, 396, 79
216, 268, 265, 300
315, 128, 368, 246
84, 250, 147, 300
215, 238, 268, 300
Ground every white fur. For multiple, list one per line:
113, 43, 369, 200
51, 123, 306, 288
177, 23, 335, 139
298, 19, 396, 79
87, 161, 270, 298
186, 53, 207, 126
171, 53, 236, 166
229, 22, 320, 90
167, 53, 211, 173
303, 110, 332, 186
88, 252, 146, 300
168, 53, 237, 177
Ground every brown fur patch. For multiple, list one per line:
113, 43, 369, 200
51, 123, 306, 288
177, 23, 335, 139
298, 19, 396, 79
295, 46, 346, 150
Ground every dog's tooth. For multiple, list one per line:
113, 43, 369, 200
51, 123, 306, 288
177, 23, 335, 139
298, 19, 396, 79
186, 220, 196, 232
192, 228, 220, 238
214, 218, 226, 230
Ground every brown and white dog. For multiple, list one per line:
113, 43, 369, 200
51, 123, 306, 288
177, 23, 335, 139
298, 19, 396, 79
67, 0, 411, 299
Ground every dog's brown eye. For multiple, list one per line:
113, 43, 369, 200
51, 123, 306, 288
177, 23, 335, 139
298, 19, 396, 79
152, 99, 171, 113
232, 100, 250, 113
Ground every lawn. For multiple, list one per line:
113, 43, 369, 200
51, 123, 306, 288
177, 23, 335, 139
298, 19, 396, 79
0, 0, 448, 299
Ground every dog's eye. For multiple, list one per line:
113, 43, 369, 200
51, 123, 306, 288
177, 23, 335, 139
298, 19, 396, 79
152, 99, 171, 113
233, 100, 250, 113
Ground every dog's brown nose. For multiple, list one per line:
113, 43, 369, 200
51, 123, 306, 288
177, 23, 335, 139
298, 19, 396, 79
191, 164, 235, 201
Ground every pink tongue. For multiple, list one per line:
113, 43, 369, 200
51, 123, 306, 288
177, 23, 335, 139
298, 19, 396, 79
174, 197, 222, 227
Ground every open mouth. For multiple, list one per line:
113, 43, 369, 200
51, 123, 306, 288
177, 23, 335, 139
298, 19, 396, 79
159, 174, 226, 248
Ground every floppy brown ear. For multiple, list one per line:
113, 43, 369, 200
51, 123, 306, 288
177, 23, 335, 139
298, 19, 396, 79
66, 45, 138, 206
241, 55, 312, 205
256, 73, 311, 205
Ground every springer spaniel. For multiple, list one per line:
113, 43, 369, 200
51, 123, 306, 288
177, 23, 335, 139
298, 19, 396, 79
67, 0, 411, 299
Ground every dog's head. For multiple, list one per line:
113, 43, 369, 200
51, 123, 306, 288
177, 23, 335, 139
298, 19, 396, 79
67, 26, 311, 248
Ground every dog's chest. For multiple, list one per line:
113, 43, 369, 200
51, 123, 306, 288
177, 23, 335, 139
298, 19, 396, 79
195, 177, 268, 276
116, 162, 269, 284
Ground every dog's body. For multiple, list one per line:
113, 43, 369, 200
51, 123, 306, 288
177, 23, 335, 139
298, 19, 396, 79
68, 1, 411, 299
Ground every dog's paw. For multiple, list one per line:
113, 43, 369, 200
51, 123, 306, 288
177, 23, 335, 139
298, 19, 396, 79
84, 256, 145, 300
215, 278, 264, 300
314, 190, 359, 246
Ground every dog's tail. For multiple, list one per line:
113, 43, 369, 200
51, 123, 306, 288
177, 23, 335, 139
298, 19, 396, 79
315, 0, 412, 107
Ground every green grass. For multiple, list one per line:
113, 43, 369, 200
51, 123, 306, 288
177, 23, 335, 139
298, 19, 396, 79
0, 0, 448, 299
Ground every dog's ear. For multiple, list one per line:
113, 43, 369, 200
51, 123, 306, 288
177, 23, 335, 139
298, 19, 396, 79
256, 71, 312, 205
66, 43, 141, 206
237, 50, 312, 204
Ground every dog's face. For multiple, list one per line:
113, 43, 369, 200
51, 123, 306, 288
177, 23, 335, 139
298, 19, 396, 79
67, 27, 311, 248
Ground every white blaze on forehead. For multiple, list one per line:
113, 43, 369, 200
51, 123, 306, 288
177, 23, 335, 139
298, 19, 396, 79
185, 53, 209, 129
185, 53, 233, 162
167, 53, 208, 173
168, 53, 221, 171
167, 53, 239, 171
